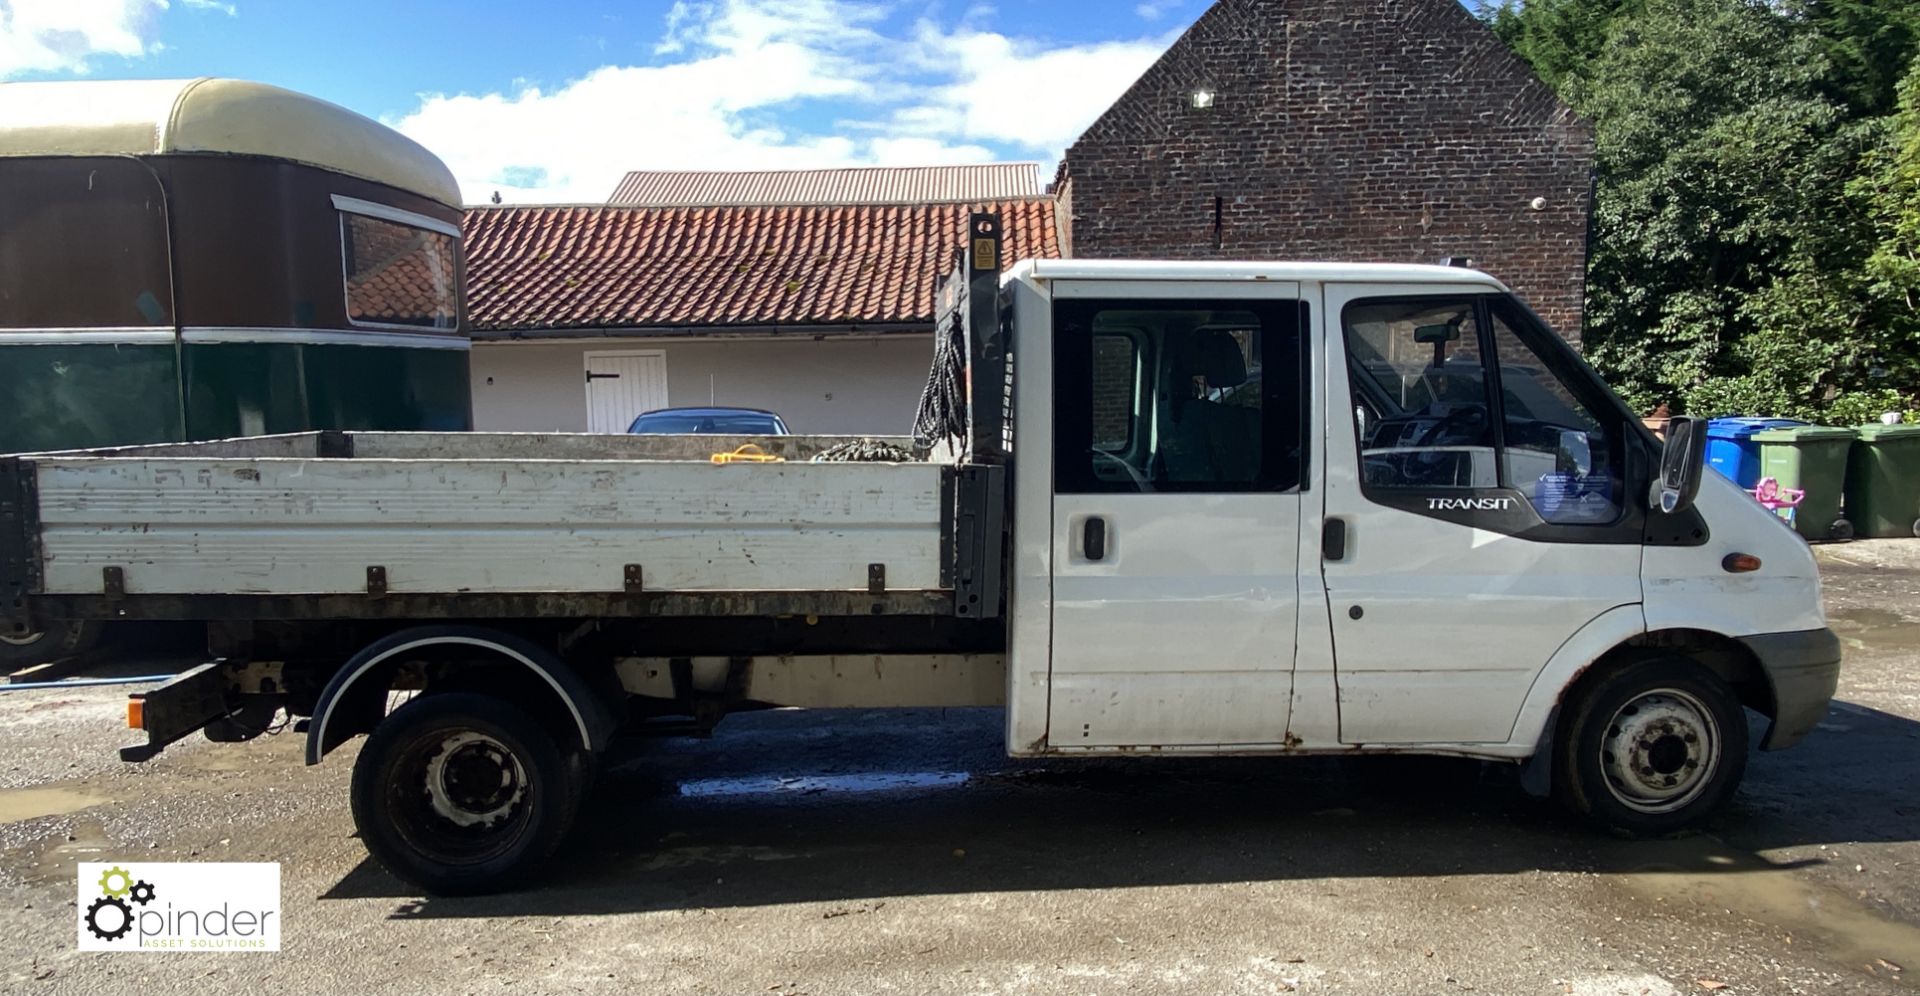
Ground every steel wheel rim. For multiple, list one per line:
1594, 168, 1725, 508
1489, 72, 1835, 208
1598, 688, 1721, 814
0, 629, 46, 647
390, 728, 533, 865
424, 732, 527, 828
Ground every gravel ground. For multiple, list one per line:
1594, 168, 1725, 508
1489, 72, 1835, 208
1, 544, 1918, 995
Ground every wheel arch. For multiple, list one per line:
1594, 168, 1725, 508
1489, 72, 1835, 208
1514, 612, 1774, 792
305, 625, 619, 765
1508, 603, 1647, 756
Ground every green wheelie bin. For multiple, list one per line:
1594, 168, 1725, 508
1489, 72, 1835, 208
1752, 425, 1857, 540
1844, 423, 1920, 539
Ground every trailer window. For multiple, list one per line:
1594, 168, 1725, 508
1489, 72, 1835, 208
1055, 299, 1306, 494
341, 212, 459, 330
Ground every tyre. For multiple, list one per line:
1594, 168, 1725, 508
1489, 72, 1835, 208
1553, 658, 1748, 836
0, 620, 103, 670
1827, 518, 1854, 542
562, 747, 598, 826
350, 692, 583, 895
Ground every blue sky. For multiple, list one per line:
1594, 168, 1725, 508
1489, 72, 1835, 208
55, 2, 1205, 120
1, 0, 1221, 202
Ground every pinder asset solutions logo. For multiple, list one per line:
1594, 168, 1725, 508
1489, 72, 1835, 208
77, 863, 280, 951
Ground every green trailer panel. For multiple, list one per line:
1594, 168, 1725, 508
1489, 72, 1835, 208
182, 342, 472, 439
0, 343, 184, 453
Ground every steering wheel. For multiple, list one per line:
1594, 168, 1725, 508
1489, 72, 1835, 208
1363, 456, 1406, 488
1091, 448, 1152, 491
1414, 405, 1488, 449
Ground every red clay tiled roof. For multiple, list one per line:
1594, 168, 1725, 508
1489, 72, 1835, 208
609, 164, 1045, 206
463, 199, 1060, 334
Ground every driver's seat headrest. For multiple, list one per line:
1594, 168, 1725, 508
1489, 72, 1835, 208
1188, 330, 1248, 388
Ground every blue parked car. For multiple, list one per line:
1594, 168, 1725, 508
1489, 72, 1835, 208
626, 406, 790, 435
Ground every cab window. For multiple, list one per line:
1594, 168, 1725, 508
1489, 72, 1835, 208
1488, 301, 1623, 523
1345, 299, 1496, 489
1055, 299, 1306, 494
1345, 296, 1623, 524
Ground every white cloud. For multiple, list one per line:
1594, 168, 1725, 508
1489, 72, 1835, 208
0, 0, 238, 79
866, 136, 997, 166
0, 0, 164, 78
902, 23, 1167, 152
393, 0, 1171, 204
1135, 0, 1183, 20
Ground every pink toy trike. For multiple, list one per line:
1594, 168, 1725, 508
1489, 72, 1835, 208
1750, 477, 1804, 526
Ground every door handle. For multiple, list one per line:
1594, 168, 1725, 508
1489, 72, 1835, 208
1083, 516, 1107, 562
1323, 517, 1348, 561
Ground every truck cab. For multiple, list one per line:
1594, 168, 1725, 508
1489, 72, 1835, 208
999, 259, 1838, 830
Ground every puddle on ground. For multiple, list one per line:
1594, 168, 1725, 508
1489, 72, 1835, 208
677, 771, 970, 799
1613, 838, 1920, 980
1828, 607, 1920, 654
0, 785, 109, 824
6, 819, 115, 887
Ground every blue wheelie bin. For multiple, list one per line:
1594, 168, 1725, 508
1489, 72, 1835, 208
1705, 417, 1805, 488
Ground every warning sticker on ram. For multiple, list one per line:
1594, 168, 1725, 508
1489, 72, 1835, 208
76, 863, 280, 951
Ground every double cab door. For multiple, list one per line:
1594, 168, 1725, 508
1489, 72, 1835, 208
1041, 278, 1645, 751
1045, 281, 1308, 747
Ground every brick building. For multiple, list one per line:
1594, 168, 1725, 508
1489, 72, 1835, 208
1056, 0, 1594, 340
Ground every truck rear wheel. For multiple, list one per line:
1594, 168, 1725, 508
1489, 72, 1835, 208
0, 620, 101, 670
1553, 658, 1748, 836
350, 692, 583, 895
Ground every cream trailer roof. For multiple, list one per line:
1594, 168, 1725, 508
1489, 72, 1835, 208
0, 78, 461, 207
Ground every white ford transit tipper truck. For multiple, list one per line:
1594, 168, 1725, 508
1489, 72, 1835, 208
0, 215, 1840, 894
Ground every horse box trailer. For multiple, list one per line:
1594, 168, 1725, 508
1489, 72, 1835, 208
0, 77, 474, 670
1, 218, 1840, 894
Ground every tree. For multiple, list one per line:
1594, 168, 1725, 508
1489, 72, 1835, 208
1477, 0, 1644, 92
1798, 0, 1920, 121
1846, 55, 1920, 411
1565, 0, 1874, 417
1481, 0, 1919, 418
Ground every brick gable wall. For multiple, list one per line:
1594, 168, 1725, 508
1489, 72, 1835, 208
1059, 0, 1593, 342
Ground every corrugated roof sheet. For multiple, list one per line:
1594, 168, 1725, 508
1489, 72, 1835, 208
464, 198, 1059, 334
608, 164, 1044, 206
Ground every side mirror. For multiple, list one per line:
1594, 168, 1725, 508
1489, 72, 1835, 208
1656, 416, 1708, 514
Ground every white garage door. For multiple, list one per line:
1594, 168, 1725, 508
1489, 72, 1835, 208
583, 350, 669, 433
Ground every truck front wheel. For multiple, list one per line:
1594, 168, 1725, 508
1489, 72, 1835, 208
350, 692, 583, 895
1553, 658, 1749, 836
